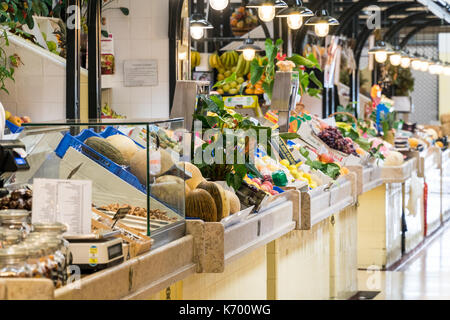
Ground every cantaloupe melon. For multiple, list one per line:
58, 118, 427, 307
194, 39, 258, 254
151, 175, 185, 210
106, 134, 140, 165
85, 137, 127, 166
196, 181, 229, 221
130, 148, 175, 184
186, 189, 217, 222
225, 190, 241, 214
180, 162, 205, 189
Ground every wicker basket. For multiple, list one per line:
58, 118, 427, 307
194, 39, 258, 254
231, 26, 254, 37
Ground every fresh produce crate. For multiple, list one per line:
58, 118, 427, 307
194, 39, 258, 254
92, 208, 153, 258
55, 128, 146, 193
300, 173, 357, 230
5, 120, 24, 134
348, 164, 383, 195
381, 157, 416, 183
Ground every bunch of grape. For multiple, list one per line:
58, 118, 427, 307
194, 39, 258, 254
318, 127, 358, 156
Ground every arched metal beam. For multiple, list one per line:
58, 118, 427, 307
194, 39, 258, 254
354, 1, 424, 65
333, 0, 383, 36
400, 19, 445, 48
383, 12, 429, 43
351, 1, 425, 118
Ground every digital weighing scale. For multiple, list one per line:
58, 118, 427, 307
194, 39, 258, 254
65, 231, 124, 273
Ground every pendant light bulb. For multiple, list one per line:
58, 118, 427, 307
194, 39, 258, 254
429, 63, 439, 74
243, 49, 256, 61
258, 5, 276, 22
389, 53, 402, 66
400, 56, 411, 68
190, 26, 205, 40
287, 14, 303, 30
375, 52, 388, 63
209, 0, 229, 11
411, 59, 422, 71
420, 60, 429, 72
314, 22, 329, 37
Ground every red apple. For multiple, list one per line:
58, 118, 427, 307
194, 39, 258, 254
261, 184, 271, 193
270, 190, 279, 195
21, 116, 31, 124
262, 181, 273, 190
318, 153, 334, 164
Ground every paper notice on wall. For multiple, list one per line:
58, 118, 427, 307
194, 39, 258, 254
124, 59, 158, 87
32, 178, 92, 235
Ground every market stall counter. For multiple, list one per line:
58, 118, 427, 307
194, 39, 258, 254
357, 157, 419, 270
441, 149, 450, 222
266, 173, 359, 300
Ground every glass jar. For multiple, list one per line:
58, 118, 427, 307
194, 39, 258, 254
2, 229, 22, 247
0, 210, 31, 238
45, 239, 63, 288
0, 246, 30, 278
32, 222, 68, 235
32, 223, 70, 269
20, 242, 46, 278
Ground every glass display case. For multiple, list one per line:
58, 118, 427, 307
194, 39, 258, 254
6, 118, 187, 250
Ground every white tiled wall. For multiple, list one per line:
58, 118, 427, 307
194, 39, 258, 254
0, 33, 72, 122
103, 0, 170, 119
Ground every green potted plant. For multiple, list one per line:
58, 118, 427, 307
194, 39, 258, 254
386, 61, 415, 112
192, 94, 271, 191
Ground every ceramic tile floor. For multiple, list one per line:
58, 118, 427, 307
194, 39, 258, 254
358, 223, 450, 300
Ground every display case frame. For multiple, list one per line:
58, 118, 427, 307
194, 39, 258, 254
17, 118, 187, 250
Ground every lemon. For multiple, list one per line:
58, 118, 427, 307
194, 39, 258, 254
299, 177, 309, 183
295, 161, 303, 168
288, 165, 297, 172
280, 159, 290, 167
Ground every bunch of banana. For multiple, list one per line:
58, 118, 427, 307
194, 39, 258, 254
209, 52, 224, 69
235, 53, 252, 77
220, 51, 239, 69
191, 51, 201, 70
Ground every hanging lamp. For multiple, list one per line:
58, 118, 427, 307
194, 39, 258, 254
276, 0, 313, 30
237, 38, 263, 61
246, 0, 288, 22
305, 9, 339, 37
190, 13, 213, 40
368, 41, 394, 63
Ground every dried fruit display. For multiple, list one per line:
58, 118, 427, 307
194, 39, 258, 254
0, 189, 32, 211
99, 203, 177, 222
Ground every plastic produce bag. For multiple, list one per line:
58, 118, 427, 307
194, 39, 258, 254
407, 172, 424, 216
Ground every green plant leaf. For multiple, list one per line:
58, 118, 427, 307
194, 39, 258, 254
279, 132, 301, 141
287, 54, 317, 69
250, 59, 264, 85
119, 7, 130, 15
309, 71, 323, 89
